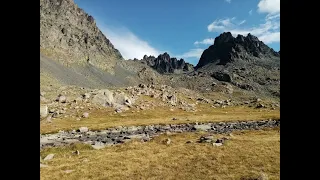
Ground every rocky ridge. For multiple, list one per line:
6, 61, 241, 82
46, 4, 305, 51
40, 0, 123, 73
196, 32, 280, 68
138, 53, 194, 74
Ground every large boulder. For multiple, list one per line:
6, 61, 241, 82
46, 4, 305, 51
91, 89, 133, 112
211, 72, 232, 82
40, 105, 48, 118
91, 89, 114, 107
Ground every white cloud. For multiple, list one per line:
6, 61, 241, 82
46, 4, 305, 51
207, 13, 279, 44
249, 10, 253, 15
258, 32, 280, 44
257, 0, 280, 14
176, 48, 204, 59
207, 17, 238, 32
194, 38, 215, 45
239, 20, 246, 25
225, 0, 231, 3
96, 23, 161, 60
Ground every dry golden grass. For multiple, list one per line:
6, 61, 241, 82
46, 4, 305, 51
40, 105, 279, 134
40, 128, 280, 180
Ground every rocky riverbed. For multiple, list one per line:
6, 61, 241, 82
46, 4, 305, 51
40, 119, 280, 150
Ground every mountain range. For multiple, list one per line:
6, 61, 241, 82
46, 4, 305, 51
40, 0, 280, 99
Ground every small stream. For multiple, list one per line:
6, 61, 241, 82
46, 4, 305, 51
40, 119, 280, 150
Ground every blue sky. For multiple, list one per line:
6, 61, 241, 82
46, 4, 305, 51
74, 0, 280, 65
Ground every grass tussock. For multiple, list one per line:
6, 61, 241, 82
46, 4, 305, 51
40, 128, 280, 180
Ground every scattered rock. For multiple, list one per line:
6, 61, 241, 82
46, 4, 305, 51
64, 170, 74, 174
91, 142, 106, 150
73, 150, 80, 155
164, 138, 171, 145
40, 120, 280, 149
215, 139, 225, 144
199, 135, 216, 143
92, 89, 114, 107
40, 163, 49, 168
44, 154, 55, 161
78, 127, 89, 133
83, 93, 91, 99
172, 117, 178, 120
82, 112, 89, 118
40, 105, 48, 118
212, 143, 223, 147
256, 103, 265, 108
57, 95, 67, 103
46, 115, 52, 122
186, 140, 193, 144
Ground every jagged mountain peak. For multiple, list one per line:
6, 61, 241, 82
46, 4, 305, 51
196, 32, 280, 68
138, 53, 194, 74
40, 0, 123, 73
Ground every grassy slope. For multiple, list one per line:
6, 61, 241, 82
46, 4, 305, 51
40, 128, 280, 180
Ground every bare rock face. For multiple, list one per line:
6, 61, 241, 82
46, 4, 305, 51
196, 32, 280, 68
40, 0, 123, 73
141, 53, 194, 74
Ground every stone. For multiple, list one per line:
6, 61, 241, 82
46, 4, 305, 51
92, 142, 106, 150
83, 93, 91, 99
73, 150, 80, 155
40, 96, 47, 102
199, 135, 216, 143
115, 108, 122, 113
212, 143, 223, 147
168, 94, 178, 106
82, 112, 89, 118
172, 117, 178, 120
57, 95, 67, 103
46, 115, 52, 122
40, 91, 46, 96
44, 154, 55, 161
40, 163, 49, 168
78, 127, 89, 133
193, 124, 211, 131
165, 138, 171, 145
92, 89, 114, 107
256, 103, 265, 108
215, 139, 225, 144
186, 140, 193, 144
64, 170, 74, 174
40, 105, 48, 118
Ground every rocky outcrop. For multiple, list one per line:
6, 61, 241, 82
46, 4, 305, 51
196, 32, 280, 68
140, 53, 194, 74
40, 0, 123, 73
40, 119, 280, 149
211, 71, 232, 82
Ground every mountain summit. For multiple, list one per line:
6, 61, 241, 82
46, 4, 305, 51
196, 32, 280, 68
139, 53, 194, 74
40, 0, 123, 73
